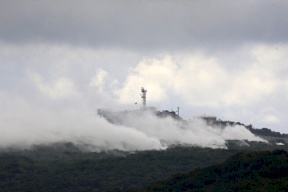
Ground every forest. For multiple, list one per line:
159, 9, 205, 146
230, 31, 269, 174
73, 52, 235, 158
141, 149, 288, 191
0, 141, 288, 191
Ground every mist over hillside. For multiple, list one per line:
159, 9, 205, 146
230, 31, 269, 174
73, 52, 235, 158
0, 103, 272, 152
1, 102, 286, 191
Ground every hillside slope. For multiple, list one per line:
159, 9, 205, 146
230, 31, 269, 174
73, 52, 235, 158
0, 145, 237, 192
1, 142, 288, 191
141, 150, 288, 192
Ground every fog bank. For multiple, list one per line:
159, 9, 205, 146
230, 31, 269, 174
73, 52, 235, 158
0, 93, 265, 151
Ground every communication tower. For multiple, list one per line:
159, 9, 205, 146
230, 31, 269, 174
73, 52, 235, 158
141, 87, 147, 108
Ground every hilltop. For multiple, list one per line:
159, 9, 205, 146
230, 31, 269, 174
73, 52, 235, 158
0, 116, 287, 191
212, 119, 288, 144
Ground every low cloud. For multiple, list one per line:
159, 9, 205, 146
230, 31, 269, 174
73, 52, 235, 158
0, 91, 265, 151
105, 110, 265, 149
0, 93, 163, 151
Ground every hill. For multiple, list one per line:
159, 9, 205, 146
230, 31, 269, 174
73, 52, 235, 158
1, 142, 288, 191
209, 119, 288, 142
0, 144, 237, 192
141, 150, 288, 192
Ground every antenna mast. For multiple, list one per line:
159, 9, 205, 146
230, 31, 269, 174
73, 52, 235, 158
141, 87, 147, 108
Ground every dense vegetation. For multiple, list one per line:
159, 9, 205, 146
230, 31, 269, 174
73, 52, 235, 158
141, 149, 288, 192
0, 141, 288, 191
213, 120, 288, 138
0, 144, 234, 192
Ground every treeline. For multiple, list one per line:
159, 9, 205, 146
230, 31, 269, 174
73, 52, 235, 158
140, 150, 288, 191
213, 119, 288, 138
0, 145, 235, 192
0, 142, 288, 191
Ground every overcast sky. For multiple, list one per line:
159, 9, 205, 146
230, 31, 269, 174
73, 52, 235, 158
1, 0, 288, 136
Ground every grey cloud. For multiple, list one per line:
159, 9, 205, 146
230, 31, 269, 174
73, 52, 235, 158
1, 0, 288, 51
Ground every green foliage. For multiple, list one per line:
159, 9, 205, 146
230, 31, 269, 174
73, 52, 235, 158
0, 142, 288, 191
248, 127, 287, 138
141, 150, 288, 192
0, 144, 236, 191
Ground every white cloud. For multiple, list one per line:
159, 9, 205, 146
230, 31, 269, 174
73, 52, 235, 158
1, 41, 288, 134
0, 91, 164, 150
0, 90, 265, 150
173, 54, 227, 106
223, 66, 277, 106
28, 70, 78, 99
89, 69, 108, 90
115, 54, 227, 106
116, 45, 288, 112
115, 56, 178, 104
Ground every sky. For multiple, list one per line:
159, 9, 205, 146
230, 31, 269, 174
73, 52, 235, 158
1, 0, 288, 149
